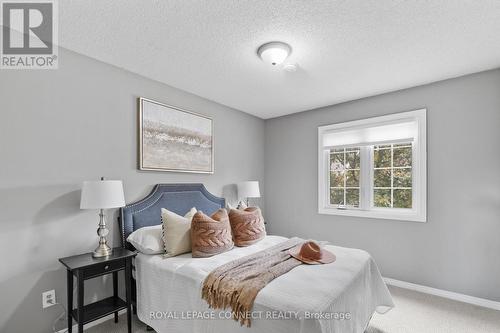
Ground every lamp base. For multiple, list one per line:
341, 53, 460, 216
93, 209, 112, 258
93, 243, 112, 258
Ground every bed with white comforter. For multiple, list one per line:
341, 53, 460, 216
135, 235, 394, 333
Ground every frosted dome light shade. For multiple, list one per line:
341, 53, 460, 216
258, 42, 291, 66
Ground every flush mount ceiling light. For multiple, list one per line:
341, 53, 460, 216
257, 41, 291, 66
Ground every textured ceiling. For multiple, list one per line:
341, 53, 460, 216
59, 1, 500, 119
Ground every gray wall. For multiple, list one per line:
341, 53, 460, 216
0, 48, 265, 332
265, 69, 500, 302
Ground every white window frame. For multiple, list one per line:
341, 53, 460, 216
318, 109, 427, 222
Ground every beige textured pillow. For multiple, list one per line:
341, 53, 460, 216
191, 209, 234, 258
228, 207, 266, 247
161, 207, 197, 257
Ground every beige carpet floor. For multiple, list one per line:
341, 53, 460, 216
367, 286, 500, 333
87, 286, 500, 333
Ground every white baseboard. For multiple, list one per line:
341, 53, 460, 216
56, 309, 127, 333
384, 277, 500, 311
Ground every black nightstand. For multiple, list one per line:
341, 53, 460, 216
59, 248, 137, 333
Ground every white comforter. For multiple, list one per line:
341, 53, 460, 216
135, 235, 394, 333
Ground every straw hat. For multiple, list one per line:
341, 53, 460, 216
289, 241, 336, 265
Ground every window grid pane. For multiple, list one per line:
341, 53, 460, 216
329, 147, 360, 208
373, 143, 412, 209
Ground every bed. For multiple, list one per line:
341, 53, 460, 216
120, 183, 394, 333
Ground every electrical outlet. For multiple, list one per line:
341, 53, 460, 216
42, 290, 56, 309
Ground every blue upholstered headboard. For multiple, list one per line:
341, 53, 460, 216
119, 183, 225, 250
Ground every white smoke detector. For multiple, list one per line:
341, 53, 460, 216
257, 42, 291, 66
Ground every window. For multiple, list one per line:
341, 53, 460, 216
373, 143, 412, 208
330, 147, 360, 207
318, 109, 426, 222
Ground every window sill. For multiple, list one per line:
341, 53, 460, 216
318, 207, 427, 222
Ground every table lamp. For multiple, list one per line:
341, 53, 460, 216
237, 181, 261, 207
80, 177, 125, 257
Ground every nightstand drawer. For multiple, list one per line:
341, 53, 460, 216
83, 259, 125, 279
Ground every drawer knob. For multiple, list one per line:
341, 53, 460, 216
104, 265, 109, 270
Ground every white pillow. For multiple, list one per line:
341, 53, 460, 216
227, 201, 248, 210
238, 201, 248, 209
162, 207, 197, 257
127, 225, 164, 254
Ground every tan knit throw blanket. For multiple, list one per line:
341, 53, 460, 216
201, 238, 304, 327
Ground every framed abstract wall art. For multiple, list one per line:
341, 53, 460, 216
138, 97, 214, 173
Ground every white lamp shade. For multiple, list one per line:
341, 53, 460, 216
80, 180, 125, 209
237, 181, 261, 199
